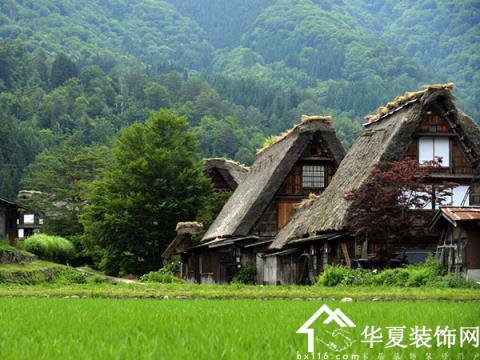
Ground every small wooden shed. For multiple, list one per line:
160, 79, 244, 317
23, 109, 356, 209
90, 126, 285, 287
431, 206, 480, 282
0, 197, 20, 242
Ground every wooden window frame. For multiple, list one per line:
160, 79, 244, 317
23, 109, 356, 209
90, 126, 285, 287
301, 165, 325, 189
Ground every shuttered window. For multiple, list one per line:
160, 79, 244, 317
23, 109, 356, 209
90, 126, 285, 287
302, 165, 325, 188
418, 137, 450, 166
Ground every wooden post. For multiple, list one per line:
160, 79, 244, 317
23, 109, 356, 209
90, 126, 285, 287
341, 242, 351, 268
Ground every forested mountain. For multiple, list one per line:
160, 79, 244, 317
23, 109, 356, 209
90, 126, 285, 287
0, 0, 478, 199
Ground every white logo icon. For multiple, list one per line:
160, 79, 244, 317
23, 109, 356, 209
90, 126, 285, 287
297, 304, 356, 353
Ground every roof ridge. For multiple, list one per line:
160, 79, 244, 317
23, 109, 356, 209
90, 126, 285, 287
364, 83, 455, 124
203, 157, 249, 171
256, 114, 333, 156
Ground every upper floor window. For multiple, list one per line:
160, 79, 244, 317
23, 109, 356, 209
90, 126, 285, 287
302, 165, 325, 188
23, 214, 34, 224
418, 136, 450, 167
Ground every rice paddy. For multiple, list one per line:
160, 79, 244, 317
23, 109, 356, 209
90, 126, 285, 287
0, 298, 478, 359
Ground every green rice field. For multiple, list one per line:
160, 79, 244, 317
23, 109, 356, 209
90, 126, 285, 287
0, 298, 478, 359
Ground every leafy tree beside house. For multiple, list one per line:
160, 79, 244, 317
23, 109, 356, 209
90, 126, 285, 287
82, 110, 212, 275
345, 159, 454, 256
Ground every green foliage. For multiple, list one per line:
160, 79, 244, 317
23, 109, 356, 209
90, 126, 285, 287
21, 234, 75, 264
195, 191, 232, 230
50, 53, 77, 89
232, 266, 257, 285
318, 266, 373, 286
139, 260, 182, 283
21, 141, 110, 237
318, 257, 477, 288
0, 262, 86, 285
52, 267, 87, 284
82, 110, 212, 275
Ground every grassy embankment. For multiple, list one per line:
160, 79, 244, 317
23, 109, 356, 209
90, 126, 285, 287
1, 249, 479, 301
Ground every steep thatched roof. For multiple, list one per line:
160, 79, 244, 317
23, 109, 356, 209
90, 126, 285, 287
204, 158, 249, 190
161, 222, 204, 259
271, 85, 480, 250
202, 116, 345, 242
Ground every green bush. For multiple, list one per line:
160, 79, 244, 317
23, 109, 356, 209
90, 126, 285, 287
318, 266, 374, 286
232, 266, 256, 284
318, 266, 349, 286
22, 234, 75, 264
86, 275, 107, 284
52, 268, 87, 284
139, 270, 182, 283
317, 256, 478, 289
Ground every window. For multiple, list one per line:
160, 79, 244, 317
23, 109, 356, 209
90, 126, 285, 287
438, 185, 470, 207
418, 137, 450, 166
302, 165, 325, 188
18, 229, 24, 238
408, 185, 470, 209
23, 214, 34, 224
406, 190, 433, 210
39, 219, 44, 225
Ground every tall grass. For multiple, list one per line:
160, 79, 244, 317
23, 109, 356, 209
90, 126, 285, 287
21, 234, 75, 264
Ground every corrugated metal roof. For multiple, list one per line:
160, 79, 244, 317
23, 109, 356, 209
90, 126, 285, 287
441, 207, 480, 223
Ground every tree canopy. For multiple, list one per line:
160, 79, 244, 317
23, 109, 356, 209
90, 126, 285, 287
81, 110, 212, 275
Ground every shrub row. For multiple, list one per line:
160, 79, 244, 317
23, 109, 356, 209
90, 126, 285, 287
317, 259, 477, 288
0, 267, 88, 285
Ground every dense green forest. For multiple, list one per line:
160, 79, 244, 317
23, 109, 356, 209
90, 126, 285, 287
1, 0, 479, 199
0, 0, 478, 272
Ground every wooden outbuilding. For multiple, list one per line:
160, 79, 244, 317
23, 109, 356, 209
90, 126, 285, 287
431, 206, 480, 282
183, 115, 346, 284
271, 84, 480, 283
0, 196, 20, 242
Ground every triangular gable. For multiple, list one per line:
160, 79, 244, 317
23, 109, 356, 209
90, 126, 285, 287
202, 118, 345, 242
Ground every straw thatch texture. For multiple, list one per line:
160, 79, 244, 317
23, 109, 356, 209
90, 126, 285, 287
202, 117, 345, 242
203, 158, 249, 190
271, 86, 480, 250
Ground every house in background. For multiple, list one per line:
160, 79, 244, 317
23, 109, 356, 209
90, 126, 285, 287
161, 222, 204, 262
16, 190, 44, 239
203, 158, 249, 192
182, 115, 345, 284
0, 197, 21, 242
161, 158, 249, 263
271, 84, 480, 284
431, 207, 480, 282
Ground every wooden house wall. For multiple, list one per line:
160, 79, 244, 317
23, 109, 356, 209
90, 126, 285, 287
465, 225, 480, 270
0, 202, 18, 242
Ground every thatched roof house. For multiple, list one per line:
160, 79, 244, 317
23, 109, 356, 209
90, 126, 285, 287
271, 84, 480, 250
202, 116, 345, 244
161, 222, 203, 260
203, 158, 249, 191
